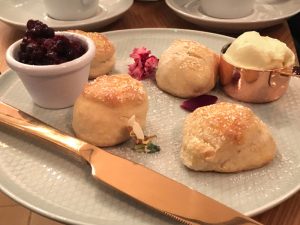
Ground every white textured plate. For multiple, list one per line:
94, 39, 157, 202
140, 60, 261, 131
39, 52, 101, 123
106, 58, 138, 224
1, 29, 300, 225
0, 0, 133, 31
166, 0, 300, 32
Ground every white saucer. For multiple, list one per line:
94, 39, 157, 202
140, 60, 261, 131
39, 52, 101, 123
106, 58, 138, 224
166, 0, 300, 32
0, 0, 133, 31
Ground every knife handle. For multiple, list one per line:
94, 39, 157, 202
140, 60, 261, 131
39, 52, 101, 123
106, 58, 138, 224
0, 102, 93, 162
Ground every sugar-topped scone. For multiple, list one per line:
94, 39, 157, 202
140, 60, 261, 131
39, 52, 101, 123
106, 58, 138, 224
68, 30, 115, 79
156, 39, 219, 98
181, 102, 276, 172
72, 74, 148, 147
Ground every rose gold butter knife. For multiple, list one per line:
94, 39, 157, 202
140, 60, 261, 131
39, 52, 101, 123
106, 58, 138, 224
0, 101, 261, 225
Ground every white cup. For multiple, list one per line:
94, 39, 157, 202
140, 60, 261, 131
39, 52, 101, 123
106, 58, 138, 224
44, 0, 99, 21
201, 0, 254, 19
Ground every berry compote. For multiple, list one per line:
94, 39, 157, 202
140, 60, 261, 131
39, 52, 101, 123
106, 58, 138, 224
18, 20, 86, 65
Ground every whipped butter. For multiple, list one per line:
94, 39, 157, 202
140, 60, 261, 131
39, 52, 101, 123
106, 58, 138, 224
223, 31, 295, 70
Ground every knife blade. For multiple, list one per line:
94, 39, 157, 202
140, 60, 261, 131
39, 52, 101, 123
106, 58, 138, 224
0, 101, 261, 225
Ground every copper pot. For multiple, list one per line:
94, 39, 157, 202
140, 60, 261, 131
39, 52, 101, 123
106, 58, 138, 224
219, 43, 294, 103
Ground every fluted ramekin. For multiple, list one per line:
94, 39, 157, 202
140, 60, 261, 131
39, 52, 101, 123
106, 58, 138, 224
6, 31, 95, 109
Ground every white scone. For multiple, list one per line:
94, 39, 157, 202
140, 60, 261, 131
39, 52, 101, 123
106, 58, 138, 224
68, 30, 115, 79
72, 74, 148, 147
156, 39, 219, 98
181, 102, 276, 172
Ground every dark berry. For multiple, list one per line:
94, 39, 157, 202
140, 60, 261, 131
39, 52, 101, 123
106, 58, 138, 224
25, 20, 54, 38
18, 20, 86, 65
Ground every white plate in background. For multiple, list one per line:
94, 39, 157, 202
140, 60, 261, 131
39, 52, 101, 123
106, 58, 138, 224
0, 29, 299, 225
166, 0, 300, 32
0, 0, 133, 31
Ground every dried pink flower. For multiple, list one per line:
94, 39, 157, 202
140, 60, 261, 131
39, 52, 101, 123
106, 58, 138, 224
128, 47, 159, 80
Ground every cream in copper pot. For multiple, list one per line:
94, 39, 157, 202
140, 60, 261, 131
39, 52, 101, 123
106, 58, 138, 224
219, 32, 296, 103
223, 31, 295, 71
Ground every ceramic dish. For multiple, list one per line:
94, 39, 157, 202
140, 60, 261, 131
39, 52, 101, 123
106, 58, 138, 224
0, 29, 300, 225
166, 0, 300, 32
0, 0, 133, 31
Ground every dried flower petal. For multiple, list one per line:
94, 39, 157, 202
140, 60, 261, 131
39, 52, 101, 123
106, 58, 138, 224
144, 56, 159, 77
130, 47, 150, 60
128, 47, 159, 80
127, 115, 160, 153
181, 94, 218, 112
145, 143, 160, 153
128, 115, 144, 140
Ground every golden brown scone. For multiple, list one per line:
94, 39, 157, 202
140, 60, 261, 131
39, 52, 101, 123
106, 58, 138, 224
68, 30, 115, 79
72, 74, 148, 147
155, 39, 219, 98
181, 102, 276, 172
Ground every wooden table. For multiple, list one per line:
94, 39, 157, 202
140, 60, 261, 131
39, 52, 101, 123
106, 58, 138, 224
0, 1, 299, 225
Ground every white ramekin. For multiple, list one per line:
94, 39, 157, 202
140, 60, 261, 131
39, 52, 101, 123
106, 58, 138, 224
6, 31, 96, 109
